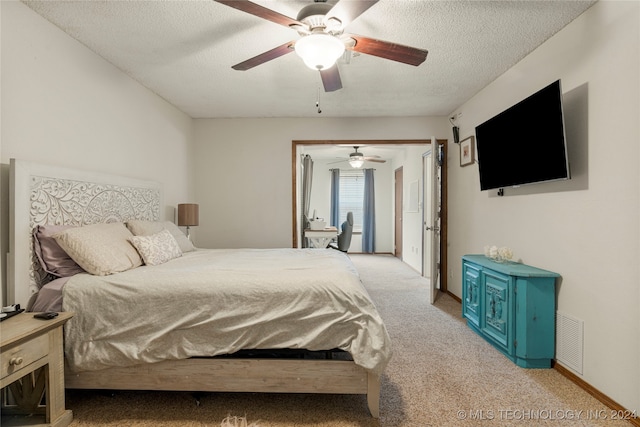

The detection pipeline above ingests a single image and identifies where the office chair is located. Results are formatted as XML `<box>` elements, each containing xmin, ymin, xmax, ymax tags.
<box><xmin>328</xmin><ymin>212</ymin><xmax>353</xmax><ymax>252</ymax></box>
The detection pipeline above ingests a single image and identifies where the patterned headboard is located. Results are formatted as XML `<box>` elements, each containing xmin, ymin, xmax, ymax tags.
<box><xmin>8</xmin><ymin>159</ymin><xmax>162</xmax><ymax>307</ymax></box>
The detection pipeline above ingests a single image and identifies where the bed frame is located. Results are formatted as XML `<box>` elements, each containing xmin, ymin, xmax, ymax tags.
<box><xmin>8</xmin><ymin>158</ymin><xmax>380</xmax><ymax>418</ymax></box>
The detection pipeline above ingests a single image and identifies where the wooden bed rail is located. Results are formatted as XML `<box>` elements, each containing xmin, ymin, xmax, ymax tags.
<box><xmin>65</xmin><ymin>358</ymin><xmax>381</xmax><ymax>418</ymax></box>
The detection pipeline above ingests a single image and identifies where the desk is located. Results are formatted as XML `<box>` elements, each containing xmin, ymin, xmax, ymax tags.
<box><xmin>304</xmin><ymin>227</ymin><xmax>338</xmax><ymax>248</ymax></box>
<box><xmin>1</xmin><ymin>312</ymin><xmax>74</xmax><ymax>427</ymax></box>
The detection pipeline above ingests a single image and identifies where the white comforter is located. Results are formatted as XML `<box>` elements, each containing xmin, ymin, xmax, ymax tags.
<box><xmin>62</xmin><ymin>248</ymin><xmax>391</xmax><ymax>375</ymax></box>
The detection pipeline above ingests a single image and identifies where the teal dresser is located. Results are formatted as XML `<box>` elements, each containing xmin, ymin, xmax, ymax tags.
<box><xmin>462</xmin><ymin>255</ymin><xmax>559</xmax><ymax>368</ymax></box>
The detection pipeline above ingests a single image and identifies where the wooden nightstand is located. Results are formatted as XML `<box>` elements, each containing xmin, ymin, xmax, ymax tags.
<box><xmin>1</xmin><ymin>312</ymin><xmax>74</xmax><ymax>427</ymax></box>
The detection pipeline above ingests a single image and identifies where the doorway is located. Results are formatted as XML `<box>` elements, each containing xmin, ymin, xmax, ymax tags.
<box><xmin>291</xmin><ymin>139</ymin><xmax>447</xmax><ymax>292</ymax></box>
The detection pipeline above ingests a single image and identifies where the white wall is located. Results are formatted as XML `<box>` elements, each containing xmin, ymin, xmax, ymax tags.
<box><xmin>0</xmin><ymin>2</ymin><xmax>195</xmax><ymax>302</ymax></box>
<box><xmin>193</xmin><ymin>117</ymin><xmax>448</xmax><ymax>253</ymax></box>
<box><xmin>447</xmin><ymin>1</ymin><xmax>639</xmax><ymax>413</ymax></box>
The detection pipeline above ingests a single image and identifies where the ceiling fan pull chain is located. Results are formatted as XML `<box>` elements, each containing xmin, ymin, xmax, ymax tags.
<box><xmin>316</xmin><ymin>87</ymin><xmax>322</xmax><ymax>114</ymax></box>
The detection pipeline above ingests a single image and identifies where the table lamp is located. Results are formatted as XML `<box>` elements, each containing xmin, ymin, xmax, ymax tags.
<box><xmin>178</xmin><ymin>203</ymin><xmax>199</xmax><ymax>240</ymax></box>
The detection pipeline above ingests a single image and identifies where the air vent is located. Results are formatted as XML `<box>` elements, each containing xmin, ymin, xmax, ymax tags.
<box><xmin>556</xmin><ymin>311</ymin><xmax>584</xmax><ymax>374</ymax></box>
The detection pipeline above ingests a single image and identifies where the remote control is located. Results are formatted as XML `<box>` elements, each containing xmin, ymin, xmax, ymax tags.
<box><xmin>34</xmin><ymin>312</ymin><xmax>58</xmax><ymax>320</ymax></box>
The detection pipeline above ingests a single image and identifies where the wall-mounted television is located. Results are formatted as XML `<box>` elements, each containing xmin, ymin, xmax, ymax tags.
<box><xmin>475</xmin><ymin>80</ymin><xmax>570</xmax><ymax>191</ymax></box>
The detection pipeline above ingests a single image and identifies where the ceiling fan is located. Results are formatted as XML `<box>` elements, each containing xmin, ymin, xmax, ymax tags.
<box><xmin>214</xmin><ymin>0</ymin><xmax>428</xmax><ymax>92</ymax></box>
<box><xmin>331</xmin><ymin>146</ymin><xmax>387</xmax><ymax>168</ymax></box>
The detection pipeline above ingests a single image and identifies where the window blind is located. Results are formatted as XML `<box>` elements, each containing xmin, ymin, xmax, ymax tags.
<box><xmin>339</xmin><ymin>169</ymin><xmax>364</xmax><ymax>231</ymax></box>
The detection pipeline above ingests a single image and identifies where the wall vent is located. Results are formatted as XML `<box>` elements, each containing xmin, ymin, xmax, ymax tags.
<box><xmin>556</xmin><ymin>311</ymin><xmax>584</xmax><ymax>374</ymax></box>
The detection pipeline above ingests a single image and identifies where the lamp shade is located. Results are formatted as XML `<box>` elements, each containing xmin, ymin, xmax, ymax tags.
<box><xmin>178</xmin><ymin>204</ymin><xmax>199</xmax><ymax>227</ymax></box>
<box><xmin>295</xmin><ymin>33</ymin><xmax>345</xmax><ymax>71</ymax></box>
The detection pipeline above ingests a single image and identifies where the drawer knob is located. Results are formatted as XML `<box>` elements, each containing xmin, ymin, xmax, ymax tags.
<box><xmin>9</xmin><ymin>356</ymin><xmax>24</xmax><ymax>366</ymax></box>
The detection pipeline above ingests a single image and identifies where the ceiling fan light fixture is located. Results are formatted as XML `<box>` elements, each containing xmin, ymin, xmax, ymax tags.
<box><xmin>295</xmin><ymin>33</ymin><xmax>345</xmax><ymax>71</ymax></box>
<box><xmin>348</xmin><ymin>153</ymin><xmax>365</xmax><ymax>168</ymax></box>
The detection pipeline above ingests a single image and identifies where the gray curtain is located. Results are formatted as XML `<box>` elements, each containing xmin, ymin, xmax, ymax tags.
<box><xmin>330</xmin><ymin>168</ymin><xmax>340</xmax><ymax>227</ymax></box>
<box><xmin>362</xmin><ymin>168</ymin><xmax>376</xmax><ymax>253</ymax></box>
<box><xmin>301</xmin><ymin>155</ymin><xmax>313</xmax><ymax>248</ymax></box>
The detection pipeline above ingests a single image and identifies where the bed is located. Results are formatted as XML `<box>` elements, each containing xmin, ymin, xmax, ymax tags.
<box><xmin>7</xmin><ymin>159</ymin><xmax>391</xmax><ymax>418</ymax></box>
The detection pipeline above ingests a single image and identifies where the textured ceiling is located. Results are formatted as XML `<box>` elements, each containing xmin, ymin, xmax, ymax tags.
<box><xmin>23</xmin><ymin>0</ymin><xmax>595</xmax><ymax>119</ymax></box>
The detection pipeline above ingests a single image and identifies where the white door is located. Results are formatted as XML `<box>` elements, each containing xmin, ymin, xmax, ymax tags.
<box><xmin>423</xmin><ymin>137</ymin><xmax>441</xmax><ymax>304</ymax></box>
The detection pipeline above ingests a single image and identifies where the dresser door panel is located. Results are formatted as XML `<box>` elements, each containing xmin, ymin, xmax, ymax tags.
<box><xmin>481</xmin><ymin>270</ymin><xmax>512</xmax><ymax>352</ymax></box>
<box><xmin>462</xmin><ymin>263</ymin><xmax>481</xmax><ymax>328</ymax></box>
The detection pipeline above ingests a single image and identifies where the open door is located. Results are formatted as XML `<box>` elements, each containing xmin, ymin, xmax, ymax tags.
<box><xmin>394</xmin><ymin>167</ymin><xmax>403</xmax><ymax>259</ymax></box>
<box><xmin>423</xmin><ymin>137</ymin><xmax>441</xmax><ymax>304</ymax></box>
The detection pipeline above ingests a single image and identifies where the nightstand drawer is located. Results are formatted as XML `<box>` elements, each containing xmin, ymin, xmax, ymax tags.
<box><xmin>1</xmin><ymin>333</ymin><xmax>48</xmax><ymax>379</ymax></box>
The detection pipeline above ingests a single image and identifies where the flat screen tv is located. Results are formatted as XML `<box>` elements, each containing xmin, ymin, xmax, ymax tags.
<box><xmin>475</xmin><ymin>80</ymin><xmax>570</xmax><ymax>191</ymax></box>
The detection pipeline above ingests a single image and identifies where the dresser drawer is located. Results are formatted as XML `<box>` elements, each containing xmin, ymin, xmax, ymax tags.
<box><xmin>1</xmin><ymin>333</ymin><xmax>48</xmax><ymax>379</ymax></box>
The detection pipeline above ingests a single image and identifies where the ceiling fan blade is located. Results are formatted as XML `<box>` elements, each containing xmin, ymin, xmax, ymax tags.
<box><xmin>346</xmin><ymin>34</ymin><xmax>428</xmax><ymax>66</ymax></box>
<box><xmin>365</xmin><ymin>158</ymin><xmax>386</xmax><ymax>163</ymax></box>
<box><xmin>325</xmin><ymin>0</ymin><xmax>379</xmax><ymax>29</ymax></box>
<box><xmin>231</xmin><ymin>41</ymin><xmax>295</xmax><ymax>71</ymax></box>
<box><xmin>214</xmin><ymin>0</ymin><xmax>304</xmax><ymax>28</ymax></box>
<box><xmin>320</xmin><ymin>66</ymin><xmax>343</xmax><ymax>92</ymax></box>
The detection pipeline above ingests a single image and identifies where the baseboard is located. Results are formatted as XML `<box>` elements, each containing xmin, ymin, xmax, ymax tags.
<box><xmin>553</xmin><ymin>362</ymin><xmax>639</xmax><ymax>427</ymax></box>
<box><xmin>446</xmin><ymin>290</ymin><xmax>461</xmax><ymax>303</ymax></box>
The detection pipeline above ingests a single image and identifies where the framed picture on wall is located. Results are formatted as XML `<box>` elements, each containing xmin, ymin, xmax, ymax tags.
<box><xmin>460</xmin><ymin>136</ymin><xmax>475</xmax><ymax>167</ymax></box>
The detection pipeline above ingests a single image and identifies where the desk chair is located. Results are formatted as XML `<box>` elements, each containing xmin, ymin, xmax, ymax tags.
<box><xmin>328</xmin><ymin>212</ymin><xmax>353</xmax><ymax>252</ymax></box>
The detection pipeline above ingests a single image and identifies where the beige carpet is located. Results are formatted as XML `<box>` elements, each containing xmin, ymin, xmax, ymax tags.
<box><xmin>63</xmin><ymin>254</ymin><xmax>631</xmax><ymax>426</ymax></box>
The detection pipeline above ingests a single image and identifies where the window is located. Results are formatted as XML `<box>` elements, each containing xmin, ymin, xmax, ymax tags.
<box><xmin>339</xmin><ymin>169</ymin><xmax>364</xmax><ymax>232</ymax></box>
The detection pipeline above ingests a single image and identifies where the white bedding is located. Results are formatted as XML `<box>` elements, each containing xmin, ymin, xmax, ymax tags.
<box><xmin>62</xmin><ymin>248</ymin><xmax>392</xmax><ymax>375</ymax></box>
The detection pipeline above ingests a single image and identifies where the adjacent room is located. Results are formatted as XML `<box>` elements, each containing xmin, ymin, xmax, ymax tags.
<box><xmin>1</xmin><ymin>0</ymin><xmax>638</xmax><ymax>426</ymax></box>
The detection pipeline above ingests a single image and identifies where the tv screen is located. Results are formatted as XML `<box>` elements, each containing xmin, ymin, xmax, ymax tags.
<box><xmin>475</xmin><ymin>80</ymin><xmax>570</xmax><ymax>191</ymax></box>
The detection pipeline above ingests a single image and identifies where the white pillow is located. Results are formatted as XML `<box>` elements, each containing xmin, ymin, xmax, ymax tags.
<box><xmin>126</xmin><ymin>220</ymin><xmax>195</xmax><ymax>253</ymax></box>
<box><xmin>53</xmin><ymin>223</ymin><xmax>143</xmax><ymax>276</ymax></box>
<box><xmin>130</xmin><ymin>229</ymin><xmax>182</xmax><ymax>266</ymax></box>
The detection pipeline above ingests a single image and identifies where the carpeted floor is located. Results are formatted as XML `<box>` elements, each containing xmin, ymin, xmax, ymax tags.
<box><xmin>61</xmin><ymin>254</ymin><xmax>631</xmax><ymax>426</ymax></box>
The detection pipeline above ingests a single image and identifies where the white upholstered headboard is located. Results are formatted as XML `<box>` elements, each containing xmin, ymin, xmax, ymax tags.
<box><xmin>8</xmin><ymin>159</ymin><xmax>162</xmax><ymax>307</ymax></box>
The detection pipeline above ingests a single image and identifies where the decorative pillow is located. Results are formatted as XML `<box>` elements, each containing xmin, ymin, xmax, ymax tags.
<box><xmin>126</xmin><ymin>220</ymin><xmax>195</xmax><ymax>253</ymax></box>
<box><xmin>53</xmin><ymin>222</ymin><xmax>143</xmax><ymax>276</ymax></box>
<box><xmin>33</xmin><ymin>225</ymin><xmax>86</xmax><ymax>278</ymax></box>
<box><xmin>130</xmin><ymin>229</ymin><xmax>183</xmax><ymax>266</ymax></box>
